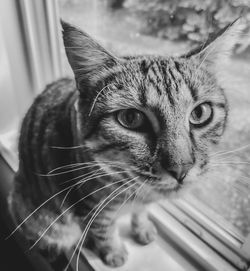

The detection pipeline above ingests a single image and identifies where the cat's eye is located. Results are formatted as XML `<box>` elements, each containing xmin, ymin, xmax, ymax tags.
<box><xmin>116</xmin><ymin>109</ymin><xmax>146</xmax><ymax>130</ymax></box>
<box><xmin>190</xmin><ymin>103</ymin><xmax>213</xmax><ymax>126</ymax></box>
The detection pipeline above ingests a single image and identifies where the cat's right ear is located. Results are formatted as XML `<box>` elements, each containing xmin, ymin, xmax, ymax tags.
<box><xmin>183</xmin><ymin>18</ymin><xmax>243</xmax><ymax>80</ymax></box>
<box><xmin>61</xmin><ymin>20</ymin><xmax>119</xmax><ymax>91</ymax></box>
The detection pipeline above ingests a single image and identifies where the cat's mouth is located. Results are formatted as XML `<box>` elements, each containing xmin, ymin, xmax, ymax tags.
<box><xmin>138</xmin><ymin>171</ymin><xmax>183</xmax><ymax>195</ymax></box>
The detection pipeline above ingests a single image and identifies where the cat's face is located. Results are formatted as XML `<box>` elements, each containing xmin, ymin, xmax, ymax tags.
<box><xmin>62</xmin><ymin>20</ymin><xmax>239</xmax><ymax>200</ymax></box>
<box><xmin>79</xmin><ymin>57</ymin><xmax>227</xmax><ymax>196</ymax></box>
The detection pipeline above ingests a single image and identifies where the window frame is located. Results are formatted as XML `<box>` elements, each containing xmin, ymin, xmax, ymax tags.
<box><xmin>0</xmin><ymin>0</ymin><xmax>63</xmax><ymax>123</ymax></box>
<box><xmin>155</xmin><ymin>200</ymin><xmax>250</xmax><ymax>270</ymax></box>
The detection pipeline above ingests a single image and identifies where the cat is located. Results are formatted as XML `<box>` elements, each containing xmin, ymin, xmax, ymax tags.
<box><xmin>9</xmin><ymin>19</ymin><xmax>241</xmax><ymax>268</ymax></box>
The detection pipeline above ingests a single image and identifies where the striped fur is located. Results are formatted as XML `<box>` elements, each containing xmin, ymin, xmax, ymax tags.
<box><xmin>9</xmin><ymin>20</ymin><xmax>241</xmax><ymax>267</ymax></box>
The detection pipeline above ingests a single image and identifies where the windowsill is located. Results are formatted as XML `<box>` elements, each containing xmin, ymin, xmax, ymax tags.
<box><xmin>80</xmin><ymin>213</ymin><xmax>190</xmax><ymax>271</ymax></box>
<box><xmin>1</xmin><ymin>130</ymin><xmax>249</xmax><ymax>271</ymax></box>
<box><xmin>0</xmin><ymin>129</ymin><xmax>18</xmax><ymax>171</ymax></box>
<box><xmin>73</xmin><ymin>203</ymin><xmax>244</xmax><ymax>271</ymax></box>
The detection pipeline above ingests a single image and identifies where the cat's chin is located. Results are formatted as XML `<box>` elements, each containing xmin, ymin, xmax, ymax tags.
<box><xmin>138</xmin><ymin>187</ymin><xmax>182</xmax><ymax>204</ymax></box>
<box><xmin>160</xmin><ymin>173</ymin><xmax>181</xmax><ymax>190</ymax></box>
<box><xmin>137</xmin><ymin>183</ymin><xmax>182</xmax><ymax>204</ymax></box>
<box><xmin>157</xmin><ymin>184</ymin><xmax>182</xmax><ymax>197</ymax></box>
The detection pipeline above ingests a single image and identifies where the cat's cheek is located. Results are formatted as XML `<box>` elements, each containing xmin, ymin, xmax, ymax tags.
<box><xmin>93</xmin><ymin>148</ymin><xmax>131</xmax><ymax>163</ymax></box>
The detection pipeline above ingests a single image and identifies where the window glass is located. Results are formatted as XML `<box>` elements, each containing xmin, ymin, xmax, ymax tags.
<box><xmin>59</xmin><ymin>0</ymin><xmax>250</xmax><ymax>240</ymax></box>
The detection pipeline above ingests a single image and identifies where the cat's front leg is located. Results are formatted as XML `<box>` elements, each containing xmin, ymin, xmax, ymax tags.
<box><xmin>89</xmin><ymin>217</ymin><xmax>127</xmax><ymax>267</ymax></box>
<box><xmin>131</xmin><ymin>207</ymin><xmax>157</xmax><ymax>245</ymax></box>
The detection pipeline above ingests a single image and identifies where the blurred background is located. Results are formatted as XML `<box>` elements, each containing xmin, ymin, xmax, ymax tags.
<box><xmin>0</xmin><ymin>0</ymin><xmax>250</xmax><ymax>251</ymax></box>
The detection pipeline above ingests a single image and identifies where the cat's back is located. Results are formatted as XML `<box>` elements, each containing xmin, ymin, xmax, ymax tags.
<box><xmin>18</xmin><ymin>77</ymin><xmax>78</xmax><ymax>179</ymax></box>
<box><xmin>29</xmin><ymin>77</ymin><xmax>77</xmax><ymax>117</ymax></box>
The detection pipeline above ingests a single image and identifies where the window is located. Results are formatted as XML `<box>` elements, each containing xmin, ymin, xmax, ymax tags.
<box><xmin>1</xmin><ymin>0</ymin><xmax>250</xmax><ymax>270</ymax></box>
<box><xmin>0</xmin><ymin>0</ymin><xmax>63</xmax><ymax>134</ymax></box>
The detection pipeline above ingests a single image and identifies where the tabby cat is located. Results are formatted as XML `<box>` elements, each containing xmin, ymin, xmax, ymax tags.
<box><xmin>9</xmin><ymin>19</ymin><xmax>240</xmax><ymax>267</ymax></box>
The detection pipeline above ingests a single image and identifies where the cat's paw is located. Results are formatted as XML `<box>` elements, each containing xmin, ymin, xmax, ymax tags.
<box><xmin>132</xmin><ymin>221</ymin><xmax>157</xmax><ymax>245</ymax></box>
<box><xmin>100</xmin><ymin>244</ymin><xmax>128</xmax><ymax>267</ymax></box>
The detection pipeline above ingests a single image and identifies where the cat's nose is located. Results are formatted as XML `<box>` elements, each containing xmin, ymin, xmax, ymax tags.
<box><xmin>167</xmin><ymin>163</ymin><xmax>193</xmax><ymax>183</ymax></box>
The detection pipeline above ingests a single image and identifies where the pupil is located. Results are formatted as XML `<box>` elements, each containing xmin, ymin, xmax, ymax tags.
<box><xmin>195</xmin><ymin>106</ymin><xmax>203</xmax><ymax>119</ymax></box>
<box><xmin>126</xmin><ymin>111</ymin><xmax>135</xmax><ymax>124</ymax></box>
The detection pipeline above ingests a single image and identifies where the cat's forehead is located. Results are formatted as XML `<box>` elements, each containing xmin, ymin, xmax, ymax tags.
<box><xmin>99</xmin><ymin>56</ymin><xmax>220</xmax><ymax>121</ymax></box>
<box><xmin>105</xmin><ymin>57</ymin><xmax>196</xmax><ymax>108</ymax></box>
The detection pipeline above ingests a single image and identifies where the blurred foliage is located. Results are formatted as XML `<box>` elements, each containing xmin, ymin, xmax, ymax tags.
<box><xmin>107</xmin><ymin>0</ymin><xmax>126</xmax><ymax>9</ymax></box>
<box><xmin>109</xmin><ymin>0</ymin><xmax>250</xmax><ymax>54</ymax></box>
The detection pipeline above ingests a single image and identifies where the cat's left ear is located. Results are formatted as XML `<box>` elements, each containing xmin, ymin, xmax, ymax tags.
<box><xmin>185</xmin><ymin>18</ymin><xmax>243</xmax><ymax>77</ymax></box>
<box><xmin>61</xmin><ymin>20</ymin><xmax>120</xmax><ymax>91</ymax></box>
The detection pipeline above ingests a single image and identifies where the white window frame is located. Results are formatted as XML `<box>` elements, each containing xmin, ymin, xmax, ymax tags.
<box><xmin>0</xmin><ymin>0</ymin><xmax>62</xmax><ymax>123</ymax></box>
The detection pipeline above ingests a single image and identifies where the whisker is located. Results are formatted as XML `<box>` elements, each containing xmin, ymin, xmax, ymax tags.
<box><xmin>48</xmin><ymin>164</ymin><xmax>104</xmax><ymax>177</ymax></box>
<box><xmin>75</xmin><ymin>169</ymin><xmax>129</xmax><ymax>188</ymax></box>
<box><xmin>28</xmin><ymin>177</ymin><xmax>132</xmax><ymax>250</ymax></box>
<box><xmin>61</xmin><ymin>162</ymin><xmax>132</xmax><ymax>185</ymax></box>
<box><xmin>60</xmin><ymin>167</ymin><xmax>116</xmax><ymax>205</ymax></box>
<box><xmin>61</xmin><ymin>168</ymin><xmax>104</xmax><ymax>185</ymax></box>
<box><xmin>210</xmin><ymin>161</ymin><xmax>250</xmax><ymax>166</ymax></box>
<box><xmin>75</xmin><ymin>181</ymin><xmax>137</xmax><ymax>271</ymax></box>
<box><xmin>75</xmin><ymin>170</ymin><xmax>105</xmax><ymax>189</ymax></box>
<box><xmin>210</xmin><ymin>155</ymin><xmax>236</xmax><ymax>162</ymax></box>
<box><xmin>62</xmin><ymin>166</ymin><xmax>135</xmax><ymax>188</ymax></box>
<box><xmin>39</xmin><ymin>164</ymin><xmax>100</xmax><ymax>177</ymax></box>
<box><xmin>210</xmin><ymin>143</ymin><xmax>250</xmax><ymax>158</ymax></box>
<box><xmin>51</xmin><ymin>165</ymin><xmax>99</xmax><ymax>176</ymax></box>
<box><xmin>140</xmin><ymin>178</ymin><xmax>153</xmax><ymax>202</ymax></box>
<box><xmin>48</xmin><ymin>160</ymin><xmax>127</xmax><ymax>175</ymax></box>
<box><xmin>65</xmin><ymin>178</ymin><xmax>138</xmax><ymax>271</ymax></box>
<box><xmin>131</xmin><ymin>178</ymin><xmax>148</xmax><ymax>208</ymax></box>
<box><xmin>48</xmin><ymin>163</ymin><xmax>88</xmax><ymax>173</ymax></box>
<box><xmin>111</xmin><ymin>179</ymin><xmax>143</xmax><ymax>224</ymax></box>
<box><xmin>60</xmin><ymin>187</ymin><xmax>74</xmax><ymax>208</ymax></box>
<box><xmin>49</xmin><ymin>145</ymin><xmax>88</xmax><ymax>150</ymax></box>
<box><xmin>7</xmin><ymin>168</ymin><xmax>132</xmax><ymax>240</ymax></box>
<box><xmin>40</xmin><ymin>161</ymin><xmax>127</xmax><ymax>177</ymax></box>
<box><xmin>60</xmin><ymin>163</ymin><xmax>138</xmax><ymax>186</ymax></box>
<box><xmin>103</xmin><ymin>182</ymin><xmax>142</xmax><ymax>241</ymax></box>
<box><xmin>88</xmin><ymin>83</ymin><xmax>114</xmax><ymax>116</ymax></box>
<box><xmin>6</xmin><ymin>182</ymin><xmax>82</xmax><ymax>239</ymax></box>
<box><xmin>64</xmin><ymin>169</ymin><xmax>131</xmax><ymax>189</ymax></box>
